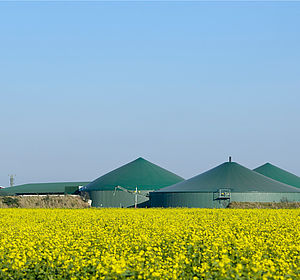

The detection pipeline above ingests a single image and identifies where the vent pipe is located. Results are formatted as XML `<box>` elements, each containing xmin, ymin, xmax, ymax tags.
<box><xmin>229</xmin><ymin>156</ymin><xmax>232</xmax><ymax>163</ymax></box>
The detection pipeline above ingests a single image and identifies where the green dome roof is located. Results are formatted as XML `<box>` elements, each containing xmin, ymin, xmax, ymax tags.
<box><xmin>155</xmin><ymin>162</ymin><xmax>300</xmax><ymax>193</ymax></box>
<box><xmin>254</xmin><ymin>163</ymin><xmax>300</xmax><ymax>188</ymax></box>
<box><xmin>83</xmin><ymin>157</ymin><xmax>184</xmax><ymax>191</ymax></box>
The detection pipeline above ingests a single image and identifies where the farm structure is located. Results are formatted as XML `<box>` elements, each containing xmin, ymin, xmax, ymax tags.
<box><xmin>81</xmin><ymin>157</ymin><xmax>184</xmax><ymax>208</ymax></box>
<box><xmin>0</xmin><ymin>182</ymin><xmax>90</xmax><ymax>196</ymax></box>
<box><xmin>150</xmin><ymin>159</ymin><xmax>300</xmax><ymax>208</ymax></box>
<box><xmin>253</xmin><ymin>163</ymin><xmax>300</xmax><ymax>188</ymax></box>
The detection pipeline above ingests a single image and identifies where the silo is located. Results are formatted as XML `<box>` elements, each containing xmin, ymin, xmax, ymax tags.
<box><xmin>254</xmin><ymin>163</ymin><xmax>300</xmax><ymax>188</ymax></box>
<box><xmin>150</xmin><ymin>160</ymin><xmax>300</xmax><ymax>208</ymax></box>
<box><xmin>81</xmin><ymin>157</ymin><xmax>184</xmax><ymax>208</ymax></box>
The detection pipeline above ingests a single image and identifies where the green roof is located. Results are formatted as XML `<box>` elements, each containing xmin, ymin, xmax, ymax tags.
<box><xmin>155</xmin><ymin>162</ymin><xmax>300</xmax><ymax>193</ymax></box>
<box><xmin>83</xmin><ymin>157</ymin><xmax>184</xmax><ymax>191</ymax></box>
<box><xmin>0</xmin><ymin>182</ymin><xmax>90</xmax><ymax>196</ymax></box>
<box><xmin>254</xmin><ymin>163</ymin><xmax>300</xmax><ymax>188</ymax></box>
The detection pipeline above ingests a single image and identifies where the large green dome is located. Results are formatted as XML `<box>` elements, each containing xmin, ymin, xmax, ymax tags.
<box><xmin>155</xmin><ymin>161</ymin><xmax>300</xmax><ymax>193</ymax></box>
<box><xmin>254</xmin><ymin>163</ymin><xmax>300</xmax><ymax>188</ymax></box>
<box><xmin>83</xmin><ymin>157</ymin><xmax>184</xmax><ymax>191</ymax></box>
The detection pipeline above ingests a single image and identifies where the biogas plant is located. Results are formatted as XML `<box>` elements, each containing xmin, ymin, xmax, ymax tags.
<box><xmin>1</xmin><ymin>157</ymin><xmax>300</xmax><ymax>208</ymax></box>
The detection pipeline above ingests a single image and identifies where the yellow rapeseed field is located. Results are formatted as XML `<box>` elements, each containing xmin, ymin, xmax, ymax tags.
<box><xmin>0</xmin><ymin>209</ymin><xmax>299</xmax><ymax>279</ymax></box>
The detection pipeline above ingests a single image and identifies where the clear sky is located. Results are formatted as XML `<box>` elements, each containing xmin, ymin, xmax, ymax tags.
<box><xmin>0</xmin><ymin>1</ymin><xmax>300</xmax><ymax>186</ymax></box>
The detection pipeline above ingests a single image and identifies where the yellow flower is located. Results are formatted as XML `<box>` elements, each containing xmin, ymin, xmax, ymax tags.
<box><xmin>0</xmin><ymin>208</ymin><xmax>298</xmax><ymax>279</ymax></box>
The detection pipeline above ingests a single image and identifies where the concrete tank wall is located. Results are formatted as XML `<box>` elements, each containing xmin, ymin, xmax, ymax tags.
<box><xmin>89</xmin><ymin>190</ymin><xmax>151</xmax><ymax>208</ymax></box>
<box><xmin>150</xmin><ymin>192</ymin><xmax>300</xmax><ymax>208</ymax></box>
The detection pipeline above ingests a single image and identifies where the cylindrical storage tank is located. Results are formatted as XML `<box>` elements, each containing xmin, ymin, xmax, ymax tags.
<box><xmin>150</xmin><ymin>161</ymin><xmax>300</xmax><ymax>208</ymax></box>
<box><xmin>81</xmin><ymin>157</ymin><xmax>184</xmax><ymax>208</ymax></box>
<box><xmin>88</xmin><ymin>189</ymin><xmax>151</xmax><ymax>208</ymax></box>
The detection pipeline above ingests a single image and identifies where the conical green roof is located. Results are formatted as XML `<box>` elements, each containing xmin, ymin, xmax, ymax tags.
<box><xmin>254</xmin><ymin>163</ymin><xmax>300</xmax><ymax>188</ymax></box>
<box><xmin>83</xmin><ymin>157</ymin><xmax>184</xmax><ymax>191</ymax></box>
<box><xmin>155</xmin><ymin>162</ymin><xmax>300</xmax><ymax>193</ymax></box>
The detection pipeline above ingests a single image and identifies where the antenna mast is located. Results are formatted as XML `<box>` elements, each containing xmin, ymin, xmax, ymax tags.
<box><xmin>9</xmin><ymin>174</ymin><xmax>16</xmax><ymax>187</ymax></box>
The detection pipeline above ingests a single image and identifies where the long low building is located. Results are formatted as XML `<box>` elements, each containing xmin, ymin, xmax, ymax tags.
<box><xmin>150</xmin><ymin>159</ymin><xmax>300</xmax><ymax>208</ymax></box>
<box><xmin>0</xmin><ymin>182</ymin><xmax>90</xmax><ymax>196</ymax></box>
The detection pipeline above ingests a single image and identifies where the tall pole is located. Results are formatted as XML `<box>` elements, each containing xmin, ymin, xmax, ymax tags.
<box><xmin>9</xmin><ymin>175</ymin><xmax>15</xmax><ymax>187</ymax></box>
<box><xmin>135</xmin><ymin>186</ymin><xmax>138</xmax><ymax>208</ymax></box>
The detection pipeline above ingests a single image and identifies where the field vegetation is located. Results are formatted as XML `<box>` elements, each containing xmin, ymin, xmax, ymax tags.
<box><xmin>0</xmin><ymin>195</ymin><xmax>89</xmax><ymax>208</ymax></box>
<box><xmin>228</xmin><ymin>201</ymin><xmax>300</xmax><ymax>209</ymax></box>
<box><xmin>0</xmin><ymin>209</ymin><xmax>299</xmax><ymax>279</ymax></box>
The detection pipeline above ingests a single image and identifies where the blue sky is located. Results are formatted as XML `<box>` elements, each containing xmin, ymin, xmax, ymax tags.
<box><xmin>0</xmin><ymin>2</ymin><xmax>300</xmax><ymax>186</ymax></box>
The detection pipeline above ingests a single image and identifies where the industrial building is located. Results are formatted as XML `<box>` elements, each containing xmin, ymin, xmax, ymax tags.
<box><xmin>150</xmin><ymin>159</ymin><xmax>300</xmax><ymax>208</ymax></box>
<box><xmin>253</xmin><ymin>163</ymin><xmax>300</xmax><ymax>188</ymax></box>
<box><xmin>0</xmin><ymin>182</ymin><xmax>90</xmax><ymax>196</ymax></box>
<box><xmin>81</xmin><ymin>157</ymin><xmax>184</xmax><ymax>207</ymax></box>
